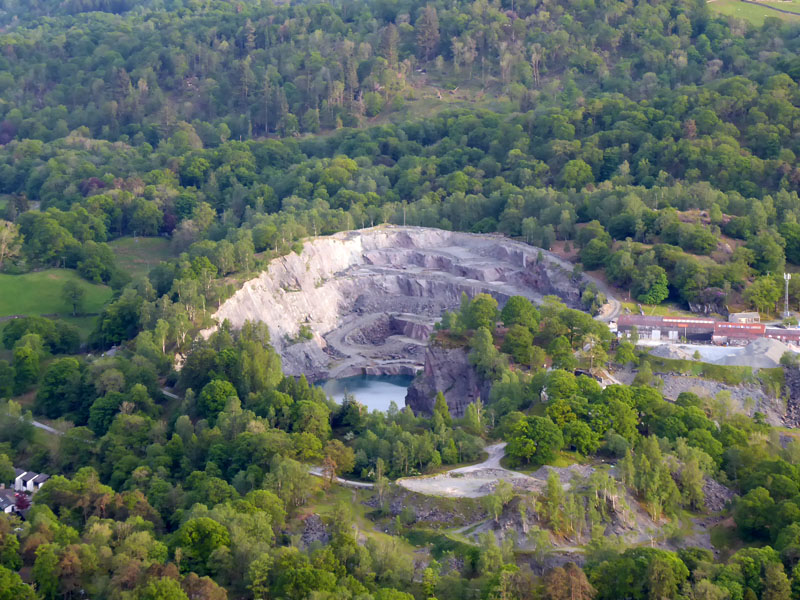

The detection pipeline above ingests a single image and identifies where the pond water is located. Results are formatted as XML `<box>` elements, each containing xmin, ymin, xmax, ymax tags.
<box><xmin>321</xmin><ymin>374</ymin><xmax>414</xmax><ymax>412</ymax></box>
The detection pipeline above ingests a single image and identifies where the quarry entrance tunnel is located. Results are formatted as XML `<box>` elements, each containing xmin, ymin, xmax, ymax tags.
<box><xmin>207</xmin><ymin>226</ymin><xmax>608</xmax><ymax>384</ymax></box>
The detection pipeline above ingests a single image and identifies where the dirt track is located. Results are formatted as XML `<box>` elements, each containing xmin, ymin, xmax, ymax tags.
<box><xmin>397</xmin><ymin>443</ymin><xmax>539</xmax><ymax>498</ymax></box>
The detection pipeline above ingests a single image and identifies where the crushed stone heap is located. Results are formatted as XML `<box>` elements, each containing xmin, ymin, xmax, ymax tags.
<box><xmin>716</xmin><ymin>337</ymin><xmax>790</xmax><ymax>369</ymax></box>
<box><xmin>205</xmin><ymin>226</ymin><xmax>585</xmax><ymax>380</ymax></box>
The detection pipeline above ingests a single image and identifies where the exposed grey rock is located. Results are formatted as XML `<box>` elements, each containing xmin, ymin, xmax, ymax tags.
<box><xmin>390</xmin><ymin>314</ymin><xmax>435</xmax><ymax>341</ymax></box>
<box><xmin>702</xmin><ymin>478</ymin><xmax>736</xmax><ymax>512</ymax></box>
<box><xmin>405</xmin><ymin>345</ymin><xmax>491</xmax><ymax>417</ymax></box>
<box><xmin>783</xmin><ymin>366</ymin><xmax>800</xmax><ymax>427</ymax></box>
<box><xmin>204</xmin><ymin>226</ymin><xmax>587</xmax><ymax>385</ymax></box>
<box><xmin>300</xmin><ymin>514</ymin><xmax>329</xmax><ymax>548</ymax></box>
<box><xmin>616</xmin><ymin>368</ymin><xmax>784</xmax><ymax>426</ymax></box>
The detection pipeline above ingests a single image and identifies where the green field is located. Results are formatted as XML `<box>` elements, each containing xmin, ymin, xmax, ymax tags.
<box><xmin>0</xmin><ymin>269</ymin><xmax>113</xmax><ymax>318</ymax></box>
<box><xmin>709</xmin><ymin>0</ymin><xmax>800</xmax><ymax>24</ymax></box>
<box><xmin>761</xmin><ymin>0</ymin><xmax>800</xmax><ymax>12</ymax></box>
<box><xmin>109</xmin><ymin>236</ymin><xmax>173</xmax><ymax>279</ymax></box>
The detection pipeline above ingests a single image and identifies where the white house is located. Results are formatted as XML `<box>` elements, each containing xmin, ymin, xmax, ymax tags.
<box><xmin>13</xmin><ymin>468</ymin><xmax>26</xmax><ymax>492</ymax></box>
<box><xmin>30</xmin><ymin>474</ymin><xmax>49</xmax><ymax>492</ymax></box>
<box><xmin>19</xmin><ymin>472</ymin><xmax>37</xmax><ymax>492</ymax></box>
<box><xmin>15</xmin><ymin>470</ymin><xmax>49</xmax><ymax>493</ymax></box>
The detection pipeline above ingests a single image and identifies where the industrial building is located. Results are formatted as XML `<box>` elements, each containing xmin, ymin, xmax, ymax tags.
<box><xmin>765</xmin><ymin>328</ymin><xmax>800</xmax><ymax>344</ymax></box>
<box><xmin>616</xmin><ymin>315</ymin><xmax>716</xmax><ymax>342</ymax></box>
<box><xmin>712</xmin><ymin>322</ymin><xmax>765</xmax><ymax>345</ymax></box>
<box><xmin>617</xmin><ymin>314</ymin><xmax>800</xmax><ymax>346</ymax></box>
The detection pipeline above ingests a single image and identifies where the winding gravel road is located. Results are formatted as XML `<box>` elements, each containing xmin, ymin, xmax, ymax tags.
<box><xmin>539</xmin><ymin>249</ymin><xmax>620</xmax><ymax>323</ymax></box>
<box><xmin>395</xmin><ymin>442</ymin><xmax>540</xmax><ymax>498</ymax></box>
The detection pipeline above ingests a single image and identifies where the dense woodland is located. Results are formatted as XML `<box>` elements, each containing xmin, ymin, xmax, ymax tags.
<box><xmin>2</xmin><ymin>0</ymin><xmax>800</xmax><ymax>598</ymax></box>
<box><xmin>3</xmin><ymin>0</ymin><xmax>800</xmax><ymax>310</ymax></box>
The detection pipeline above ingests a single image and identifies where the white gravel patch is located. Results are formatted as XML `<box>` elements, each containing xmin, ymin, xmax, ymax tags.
<box><xmin>643</xmin><ymin>342</ymin><xmax>743</xmax><ymax>363</ymax></box>
<box><xmin>397</xmin><ymin>443</ymin><xmax>532</xmax><ymax>498</ymax></box>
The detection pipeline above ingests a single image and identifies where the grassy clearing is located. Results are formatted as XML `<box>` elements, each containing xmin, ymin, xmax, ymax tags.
<box><xmin>109</xmin><ymin>236</ymin><xmax>173</xmax><ymax>279</ymax></box>
<box><xmin>302</xmin><ymin>485</ymin><xmax>421</xmax><ymax>560</ymax></box>
<box><xmin>527</xmin><ymin>402</ymin><xmax>549</xmax><ymax>418</ymax></box>
<box><xmin>621</xmin><ymin>301</ymin><xmax>699</xmax><ymax>318</ymax></box>
<box><xmin>404</xmin><ymin>528</ymin><xmax>478</xmax><ymax>558</ymax></box>
<box><xmin>759</xmin><ymin>367</ymin><xmax>785</xmax><ymax>397</ymax></box>
<box><xmin>501</xmin><ymin>450</ymin><xmax>588</xmax><ymax>471</ymax></box>
<box><xmin>0</xmin><ymin>270</ymin><xmax>113</xmax><ymax>342</ymax></box>
<box><xmin>761</xmin><ymin>0</ymin><xmax>800</xmax><ymax>10</ymax></box>
<box><xmin>709</xmin><ymin>0</ymin><xmax>800</xmax><ymax>24</ymax></box>
<box><xmin>645</xmin><ymin>354</ymin><xmax>756</xmax><ymax>386</ymax></box>
<box><xmin>0</xmin><ymin>269</ymin><xmax>113</xmax><ymax>318</ymax></box>
<box><xmin>60</xmin><ymin>315</ymin><xmax>102</xmax><ymax>339</ymax></box>
<box><xmin>711</xmin><ymin>519</ymin><xmax>745</xmax><ymax>560</ymax></box>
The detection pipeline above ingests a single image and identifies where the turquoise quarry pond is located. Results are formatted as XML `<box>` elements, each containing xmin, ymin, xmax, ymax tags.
<box><xmin>321</xmin><ymin>374</ymin><xmax>414</xmax><ymax>412</ymax></box>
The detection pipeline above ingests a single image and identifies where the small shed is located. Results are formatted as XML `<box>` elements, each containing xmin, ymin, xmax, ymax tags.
<box><xmin>728</xmin><ymin>312</ymin><xmax>760</xmax><ymax>324</ymax></box>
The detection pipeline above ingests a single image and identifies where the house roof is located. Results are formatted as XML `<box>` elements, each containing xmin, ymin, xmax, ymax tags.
<box><xmin>618</xmin><ymin>314</ymin><xmax>717</xmax><ymax>328</ymax></box>
<box><xmin>617</xmin><ymin>315</ymin><xmax>664</xmax><ymax>327</ymax></box>
<box><xmin>0</xmin><ymin>490</ymin><xmax>15</xmax><ymax>509</ymax></box>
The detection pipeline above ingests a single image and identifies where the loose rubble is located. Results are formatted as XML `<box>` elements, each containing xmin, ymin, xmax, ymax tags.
<box><xmin>702</xmin><ymin>478</ymin><xmax>737</xmax><ymax>512</ymax></box>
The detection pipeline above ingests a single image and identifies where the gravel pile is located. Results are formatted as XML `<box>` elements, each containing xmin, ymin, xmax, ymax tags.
<box><xmin>648</xmin><ymin>337</ymin><xmax>790</xmax><ymax>369</ymax></box>
<box><xmin>649</xmin><ymin>345</ymin><xmax>697</xmax><ymax>361</ymax></box>
<box><xmin>716</xmin><ymin>337</ymin><xmax>789</xmax><ymax>368</ymax></box>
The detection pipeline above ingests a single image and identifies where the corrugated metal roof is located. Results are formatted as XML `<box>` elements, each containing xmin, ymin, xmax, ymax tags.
<box><xmin>766</xmin><ymin>328</ymin><xmax>800</xmax><ymax>339</ymax></box>
<box><xmin>662</xmin><ymin>317</ymin><xmax>716</xmax><ymax>325</ymax></box>
<box><xmin>715</xmin><ymin>322</ymin><xmax>765</xmax><ymax>333</ymax></box>
<box><xmin>618</xmin><ymin>314</ymin><xmax>718</xmax><ymax>327</ymax></box>
<box><xmin>618</xmin><ymin>315</ymin><xmax>664</xmax><ymax>327</ymax></box>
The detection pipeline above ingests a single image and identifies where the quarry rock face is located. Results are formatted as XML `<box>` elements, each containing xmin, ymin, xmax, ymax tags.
<box><xmin>206</xmin><ymin>226</ymin><xmax>585</xmax><ymax>398</ymax></box>
<box><xmin>405</xmin><ymin>345</ymin><xmax>491</xmax><ymax>418</ymax></box>
<box><xmin>389</xmin><ymin>314</ymin><xmax>435</xmax><ymax>341</ymax></box>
